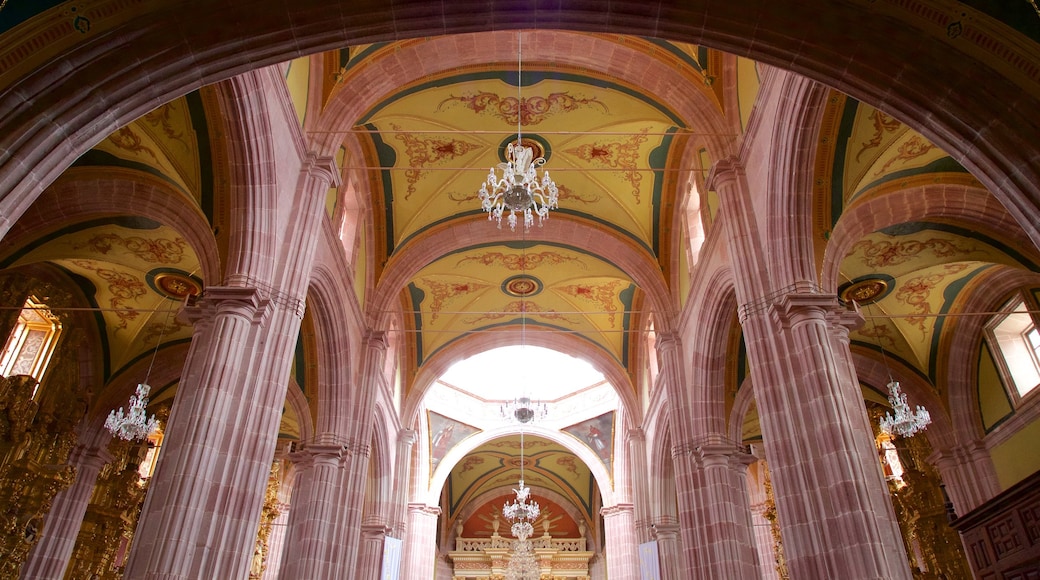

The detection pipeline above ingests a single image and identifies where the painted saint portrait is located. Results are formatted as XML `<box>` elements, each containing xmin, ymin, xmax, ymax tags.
<box><xmin>428</xmin><ymin>411</ymin><xmax>479</xmax><ymax>473</ymax></box>
<box><xmin>563</xmin><ymin>411</ymin><xmax>614</xmax><ymax>472</ymax></box>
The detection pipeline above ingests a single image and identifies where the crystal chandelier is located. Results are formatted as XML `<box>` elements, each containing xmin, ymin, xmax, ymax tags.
<box><xmin>105</xmin><ymin>383</ymin><xmax>160</xmax><ymax>441</ymax></box>
<box><xmin>106</xmin><ymin>304</ymin><xmax>168</xmax><ymax>441</ymax></box>
<box><xmin>505</xmin><ymin>537</ymin><xmax>540</xmax><ymax>580</ymax></box>
<box><xmin>879</xmin><ymin>381</ymin><xmax>931</xmax><ymax>438</ymax></box>
<box><xmin>501</xmin><ymin>396</ymin><xmax>547</xmax><ymax>424</ymax></box>
<box><xmin>478</xmin><ymin>31</ymin><xmax>559</xmax><ymax>231</ymax></box>
<box><xmin>861</xmin><ymin>300</ymin><xmax>931</xmax><ymax>439</ymax></box>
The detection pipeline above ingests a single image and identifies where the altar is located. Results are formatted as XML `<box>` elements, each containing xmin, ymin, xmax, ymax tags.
<box><xmin>447</xmin><ymin>532</ymin><xmax>593</xmax><ymax>580</ymax></box>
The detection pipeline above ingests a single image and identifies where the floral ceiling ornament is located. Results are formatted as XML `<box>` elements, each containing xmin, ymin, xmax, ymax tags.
<box><xmin>478</xmin><ymin>31</ymin><xmax>559</xmax><ymax>231</ymax></box>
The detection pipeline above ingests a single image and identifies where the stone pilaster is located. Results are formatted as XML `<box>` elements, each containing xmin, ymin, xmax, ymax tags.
<box><xmin>123</xmin><ymin>286</ymin><xmax>291</xmax><ymax>580</ymax></box>
<box><xmin>20</xmin><ymin>445</ymin><xmax>111</xmax><ymax>579</ymax></box>
<box><xmin>626</xmin><ymin>429</ymin><xmax>652</xmax><ymax>544</ymax></box>
<box><xmin>261</xmin><ymin>502</ymin><xmax>289</xmax><ymax>580</ymax></box>
<box><xmin>742</xmin><ymin>292</ymin><xmax>910</xmax><ymax>579</ymax></box>
<box><xmin>278</xmin><ymin>445</ymin><xmax>348</xmax><ymax>579</ymax></box>
<box><xmin>601</xmin><ymin>503</ymin><xmax>638</xmax><ymax>580</ymax></box>
<box><xmin>401</xmin><ymin>503</ymin><xmax>440</xmax><ymax>579</ymax></box>
<box><xmin>389</xmin><ymin>429</ymin><xmax>417</xmax><ymax>536</ymax></box>
<box><xmin>711</xmin><ymin>156</ymin><xmax>910</xmax><ymax>580</ymax></box>
<box><xmin>650</xmin><ymin>522</ymin><xmax>682</xmax><ymax>580</ymax></box>
<box><xmin>929</xmin><ymin>441</ymin><xmax>1000</xmax><ymax>515</ymax></box>
<box><xmin>357</xmin><ymin>524</ymin><xmax>391</xmax><ymax>580</ymax></box>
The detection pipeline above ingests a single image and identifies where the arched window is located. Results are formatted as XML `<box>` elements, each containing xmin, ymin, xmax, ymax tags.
<box><xmin>0</xmin><ymin>297</ymin><xmax>62</xmax><ymax>396</ymax></box>
<box><xmin>985</xmin><ymin>296</ymin><xmax>1040</xmax><ymax>402</ymax></box>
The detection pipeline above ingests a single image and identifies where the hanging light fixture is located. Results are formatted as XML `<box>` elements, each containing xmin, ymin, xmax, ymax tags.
<box><xmin>501</xmin><ymin>396</ymin><xmax>547</xmax><ymax>425</ymax></box>
<box><xmin>478</xmin><ymin>30</ymin><xmax>559</xmax><ymax>231</ymax></box>
<box><xmin>502</xmin><ymin>429</ymin><xmax>541</xmax><ymax>580</ymax></box>
<box><xmin>105</xmin><ymin>305</ymin><xmax>168</xmax><ymax>441</ymax></box>
<box><xmin>862</xmin><ymin>301</ymin><xmax>931</xmax><ymax>438</ymax></box>
<box><xmin>880</xmin><ymin>381</ymin><xmax>931</xmax><ymax>438</ymax></box>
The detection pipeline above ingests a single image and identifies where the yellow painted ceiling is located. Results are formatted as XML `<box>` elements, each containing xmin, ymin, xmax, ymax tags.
<box><xmin>446</xmin><ymin>434</ymin><xmax>598</xmax><ymax>529</ymax></box>
<box><xmin>408</xmin><ymin>243</ymin><xmax>634</xmax><ymax>365</ymax></box>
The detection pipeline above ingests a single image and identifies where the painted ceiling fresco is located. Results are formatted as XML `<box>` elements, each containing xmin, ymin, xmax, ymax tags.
<box><xmin>445</xmin><ymin>434</ymin><xmax>599</xmax><ymax>537</ymax></box>
<box><xmin>9</xmin><ymin>28</ymin><xmax>1040</xmax><ymax>540</ymax></box>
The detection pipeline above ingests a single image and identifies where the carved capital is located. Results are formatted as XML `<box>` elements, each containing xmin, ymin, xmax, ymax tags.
<box><xmin>182</xmin><ymin>286</ymin><xmax>270</xmax><ymax>325</ymax></box>
<box><xmin>600</xmin><ymin>503</ymin><xmax>634</xmax><ymax>518</ymax></box>
<box><xmin>408</xmin><ymin>503</ymin><xmax>441</xmax><ymax>518</ymax></box>
<box><xmin>302</xmin><ymin>152</ymin><xmax>341</xmax><ymax>188</ymax></box>
<box><xmin>705</xmin><ymin>156</ymin><xmax>745</xmax><ymax>191</ymax></box>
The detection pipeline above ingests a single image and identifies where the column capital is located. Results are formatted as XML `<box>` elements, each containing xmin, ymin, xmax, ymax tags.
<box><xmin>69</xmin><ymin>443</ymin><xmax>114</xmax><ymax>470</ymax></box>
<box><xmin>288</xmin><ymin>444</ymin><xmax>347</xmax><ymax>468</ymax></box>
<box><xmin>600</xmin><ymin>503</ymin><xmax>634</xmax><ymax>518</ymax></box>
<box><xmin>705</xmin><ymin>156</ymin><xmax>745</xmax><ymax>190</ymax></box>
<box><xmin>398</xmin><ymin>429</ymin><xmax>417</xmax><ymax>446</ymax></box>
<box><xmin>364</xmin><ymin>329</ymin><xmax>389</xmax><ymax>352</ymax></box>
<box><xmin>182</xmin><ymin>285</ymin><xmax>271</xmax><ymax>324</ymax></box>
<box><xmin>626</xmin><ymin>428</ymin><xmax>645</xmax><ymax>443</ymax></box>
<box><xmin>301</xmin><ymin>152</ymin><xmax>341</xmax><ymax>188</ymax></box>
<box><xmin>407</xmin><ymin>503</ymin><xmax>441</xmax><ymax>518</ymax></box>
<box><xmin>698</xmin><ymin>443</ymin><xmax>756</xmax><ymax>469</ymax></box>
<box><xmin>767</xmin><ymin>290</ymin><xmax>842</xmax><ymax>331</ymax></box>
<box><xmin>650</xmin><ymin>522</ymin><xmax>680</xmax><ymax>541</ymax></box>
<box><xmin>361</xmin><ymin>523</ymin><xmax>392</xmax><ymax>539</ymax></box>
<box><xmin>654</xmin><ymin>331</ymin><xmax>680</xmax><ymax>353</ymax></box>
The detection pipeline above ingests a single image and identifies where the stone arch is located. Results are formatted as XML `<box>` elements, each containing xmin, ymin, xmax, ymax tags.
<box><xmin>370</xmin><ymin>216</ymin><xmax>672</xmax><ymax>332</ymax></box>
<box><xmin>820</xmin><ymin>182</ymin><xmax>1037</xmax><ymax>292</ymax></box>
<box><xmin>2</xmin><ymin>3</ymin><xmax>1038</xmax><ymax>277</ymax></box>
<box><xmin>941</xmin><ymin>267</ymin><xmax>1040</xmax><ymax>442</ymax></box>
<box><xmin>643</xmin><ymin>402</ymin><xmax>679</xmax><ymax>525</ymax></box>
<box><xmin>212</xmin><ymin>69</ymin><xmax>291</xmax><ymax>286</ymax></box>
<box><xmin>364</xmin><ymin>401</ymin><xmax>395</xmax><ymax>522</ymax></box>
<box><xmin>400</xmin><ymin>327</ymin><xmax>640</xmax><ymax>432</ymax></box>
<box><xmin>311</xmin><ymin>30</ymin><xmax>733</xmax><ymax>157</ymax></box>
<box><xmin>762</xmin><ymin>69</ymin><xmax>832</xmax><ymax>287</ymax></box>
<box><xmin>2</xmin><ymin>176</ymin><xmax>220</xmax><ymax>285</ymax></box>
<box><xmin>421</xmin><ymin>424</ymin><xmax>616</xmax><ymax>508</ymax></box>
<box><xmin>305</xmin><ymin>264</ymin><xmax>358</xmax><ymax>437</ymax></box>
<box><xmin>683</xmin><ymin>264</ymin><xmax>739</xmax><ymax>441</ymax></box>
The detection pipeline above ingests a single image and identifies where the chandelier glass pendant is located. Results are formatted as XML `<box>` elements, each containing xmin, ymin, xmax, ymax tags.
<box><xmin>504</xmin><ymin>537</ymin><xmax>540</xmax><ymax>580</ymax></box>
<box><xmin>879</xmin><ymin>380</ymin><xmax>931</xmax><ymax>438</ymax></box>
<box><xmin>863</xmin><ymin>301</ymin><xmax>931</xmax><ymax>438</ymax></box>
<box><xmin>501</xmin><ymin>396</ymin><xmax>548</xmax><ymax>425</ymax></box>
<box><xmin>105</xmin><ymin>304</ymin><xmax>167</xmax><ymax>441</ymax></box>
<box><xmin>478</xmin><ymin>31</ymin><xmax>559</xmax><ymax>231</ymax></box>
<box><xmin>105</xmin><ymin>383</ymin><xmax>160</xmax><ymax>441</ymax></box>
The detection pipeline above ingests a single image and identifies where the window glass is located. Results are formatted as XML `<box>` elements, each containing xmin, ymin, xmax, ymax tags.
<box><xmin>0</xmin><ymin>297</ymin><xmax>62</xmax><ymax>395</ymax></box>
<box><xmin>987</xmin><ymin>299</ymin><xmax>1040</xmax><ymax>399</ymax></box>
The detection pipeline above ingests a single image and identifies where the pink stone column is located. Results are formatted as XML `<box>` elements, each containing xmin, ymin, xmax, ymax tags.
<box><xmin>626</xmin><ymin>429</ymin><xmax>652</xmax><ymax>544</ymax></box>
<box><xmin>654</xmin><ymin>333</ymin><xmax>695</xmax><ymax>577</ymax></box>
<box><xmin>389</xmin><ymin>430</ymin><xmax>417</xmax><ymax>536</ymax></box>
<box><xmin>650</xmin><ymin>522</ymin><xmax>682</xmax><ymax>580</ymax></box>
<box><xmin>357</xmin><ymin>524</ymin><xmax>391</xmax><ymax>580</ymax></box>
<box><xmin>400</xmin><ymin>503</ymin><xmax>440</xmax><ymax>579</ymax></box>
<box><xmin>601</xmin><ymin>504</ymin><xmax>638</xmax><ymax>580</ymax></box>
<box><xmin>278</xmin><ymin>445</ymin><xmax>347</xmax><ymax>579</ymax></box>
<box><xmin>21</xmin><ymin>445</ymin><xmax>111</xmax><ymax>579</ymax></box>
<box><xmin>710</xmin><ymin>158</ymin><xmax>911</xmax><ymax>580</ymax></box>
<box><xmin>929</xmin><ymin>442</ymin><xmax>1000</xmax><ymax>515</ymax></box>
<box><xmin>690</xmin><ymin>444</ymin><xmax>760</xmax><ymax>579</ymax></box>
<box><xmin>743</xmin><ymin>294</ymin><xmax>911</xmax><ymax>579</ymax></box>
<box><xmin>124</xmin><ymin>287</ymin><xmax>289</xmax><ymax>580</ymax></box>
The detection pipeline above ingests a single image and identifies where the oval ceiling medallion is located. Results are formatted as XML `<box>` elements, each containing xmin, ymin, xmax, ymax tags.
<box><xmin>153</xmin><ymin>272</ymin><xmax>203</xmax><ymax>299</ymax></box>
<box><xmin>503</xmin><ymin>275</ymin><xmax>543</xmax><ymax>297</ymax></box>
<box><xmin>840</xmin><ymin>278</ymin><xmax>889</xmax><ymax>305</ymax></box>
